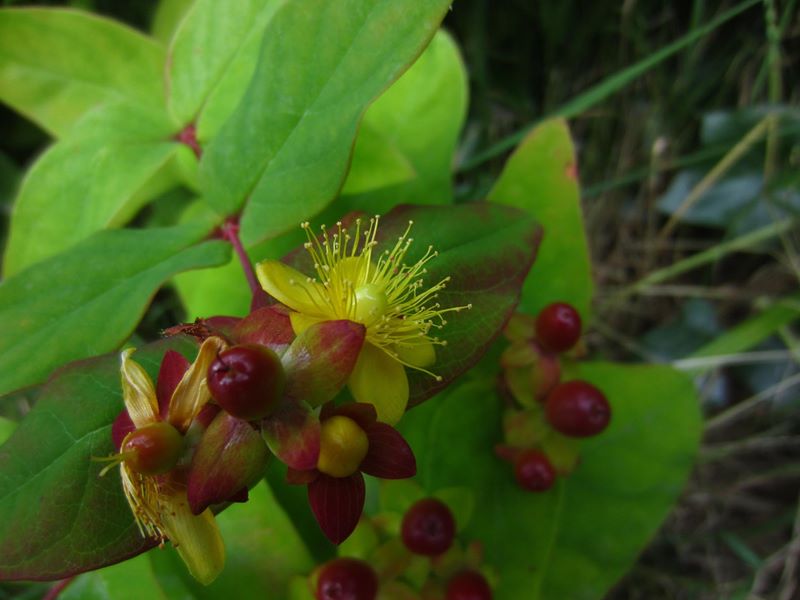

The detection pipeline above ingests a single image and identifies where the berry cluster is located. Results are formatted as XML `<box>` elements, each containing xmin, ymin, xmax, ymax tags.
<box><xmin>311</xmin><ymin>493</ymin><xmax>493</xmax><ymax>599</ymax></box>
<box><xmin>497</xmin><ymin>302</ymin><xmax>611</xmax><ymax>492</ymax></box>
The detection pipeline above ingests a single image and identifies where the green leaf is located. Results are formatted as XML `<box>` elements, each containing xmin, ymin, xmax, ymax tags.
<box><xmin>0</xmin><ymin>8</ymin><xmax>166</xmax><ymax>137</ymax></box>
<box><xmin>150</xmin><ymin>482</ymin><xmax>314</xmax><ymax>599</ymax></box>
<box><xmin>338</xmin><ymin>121</ymin><xmax>415</xmax><ymax>196</ymax></box>
<box><xmin>283</xmin><ymin>202</ymin><xmax>541</xmax><ymax>406</ymax></box>
<box><xmin>341</xmin><ymin>29</ymin><xmax>468</xmax><ymax>210</ymax></box>
<box><xmin>166</xmin><ymin>0</ymin><xmax>285</xmax><ymax>131</ymax></box>
<box><xmin>200</xmin><ymin>0</ymin><xmax>453</xmax><ymax>245</ymax></box>
<box><xmin>0</xmin><ymin>338</ymin><xmax>196</xmax><ymax>580</ymax></box>
<box><xmin>61</xmin><ymin>553</ymin><xmax>194</xmax><ymax>600</ymax></box>
<box><xmin>488</xmin><ymin>119</ymin><xmax>593</xmax><ymax>320</ymax></box>
<box><xmin>3</xmin><ymin>102</ymin><xmax>183</xmax><ymax>275</ymax></box>
<box><xmin>0</xmin><ymin>223</ymin><xmax>229</xmax><ymax>397</ymax></box>
<box><xmin>400</xmin><ymin>362</ymin><xmax>701</xmax><ymax>599</ymax></box>
<box><xmin>0</xmin><ymin>417</ymin><xmax>15</xmax><ymax>446</ymax></box>
<box><xmin>151</xmin><ymin>0</ymin><xmax>195</xmax><ymax>44</ymax></box>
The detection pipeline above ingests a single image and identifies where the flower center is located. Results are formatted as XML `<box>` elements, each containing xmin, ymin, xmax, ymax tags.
<box><xmin>317</xmin><ymin>416</ymin><xmax>369</xmax><ymax>478</ymax></box>
<box><xmin>354</xmin><ymin>283</ymin><xmax>388</xmax><ymax>325</ymax></box>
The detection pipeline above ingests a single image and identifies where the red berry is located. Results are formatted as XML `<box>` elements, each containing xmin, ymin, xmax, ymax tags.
<box><xmin>122</xmin><ymin>422</ymin><xmax>183</xmax><ymax>475</ymax></box>
<box><xmin>401</xmin><ymin>497</ymin><xmax>456</xmax><ymax>556</ymax></box>
<box><xmin>546</xmin><ymin>380</ymin><xmax>611</xmax><ymax>437</ymax></box>
<box><xmin>316</xmin><ymin>557</ymin><xmax>378</xmax><ymax>600</ymax></box>
<box><xmin>446</xmin><ymin>570</ymin><xmax>492</xmax><ymax>600</ymax></box>
<box><xmin>535</xmin><ymin>302</ymin><xmax>582</xmax><ymax>353</ymax></box>
<box><xmin>207</xmin><ymin>344</ymin><xmax>285</xmax><ymax>421</ymax></box>
<box><xmin>514</xmin><ymin>450</ymin><xmax>556</xmax><ymax>492</ymax></box>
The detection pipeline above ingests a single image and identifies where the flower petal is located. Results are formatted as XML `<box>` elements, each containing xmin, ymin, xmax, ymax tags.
<box><xmin>283</xmin><ymin>320</ymin><xmax>366</xmax><ymax>407</ymax></box>
<box><xmin>394</xmin><ymin>340</ymin><xmax>436</xmax><ymax>369</ymax></box>
<box><xmin>289</xmin><ymin>311</ymin><xmax>326</xmax><ymax>335</ymax></box>
<box><xmin>255</xmin><ymin>260</ymin><xmax>327</xmax><ymax>317</ymax></box>
<box><xmin>348</xmin><ymin>343</ymin><xmax>409</xmax><ymax>425</ymax></box>
<box><xmin>187</xmin><ymin>412</ymin><xmax>270</xmax><ymax>515</ymax></box>
<box><xmin>156</xmin><ymin>350</ymin><xmax>190</xmax><ymax>415</ymax></box>
<box><xmin>307</xmin><ymin>472</ymin><xmax>365</xmax><ymax>544</ymax></box>
<box><xmin>168</xmin><ymin>336</ymin><xmax>227</xmax><ymax>432</ymax></box>
<box><xmin>160</xmin><ymin>491</ymin><xmax>225</xmax><ymax>586</ymax></box>
<box><xmin>120</xmin><ymin>348</ymin><xmax>158</xmax><ymax>428</ymax></box>
<box><xmin>260</xmin><ymin>399</ymin><xmax>321</xmax><ymax>470</ymax></box>
<box><xmin>360</xmin><ymin>422</ymin><xmax>416</xmax><ymax>479</ymax></box>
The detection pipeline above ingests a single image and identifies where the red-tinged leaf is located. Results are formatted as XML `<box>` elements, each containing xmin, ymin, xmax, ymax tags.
<box><xmin>360</xmin><ymin>422</ymin><xmax>416</xmax><ymax>480</ymax></box>
<box><xmin>0</xmin><ymin>336</ymin><xmax>198</xmax><ymax>580</ymax></box>
<box><xmin>261</xmin><ymin>399</ymin><xmax>321</xmax><ymax>470</ymax></box>
<box><xmin>156</xmin><ymin>350</ymin><xmax>190</xmax><ymax>413</ymax></box>
<box><xmin>282</xmin><ymin>320</ymin><xmax>365</xmax><ymax>408</ymax></box>
<box><xmin>284</xmin><ymin>203</ymin><xmax>540</xmax><ymax>408</ymax></box>
<box><xmin>308</xmin><ymin>472</ymin><xmax>365</xmax><ymax>545</ymax></box>
<box><xmin>329</xmin><ymin>402</ymin><xmax>378</xmax><ymax>430</ymax></box>
<box><xmin>233</xmin><ymin>305</ymin><xmax>295</xmax><ymax>355</ymax></box>
<box><xmin>187</xmin><ymin>412</ymin><xmax>270</xmax><ymax>515</ymax></box>
<box><xmin>287</xmin><ymin>467</ymin><xmax>319</xmax><ymax>486</ymax></box>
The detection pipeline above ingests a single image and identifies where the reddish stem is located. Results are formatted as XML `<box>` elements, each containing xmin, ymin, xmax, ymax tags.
<box><xmin>43</xmin><ymin>577</ymin><xmax>75</xmax><ymax>600</ymax></box>
<box><xmin>221</xmin><ymin>219</ymin><xmax>267</xmax><ymax>309</ymax></box>
<box><xmin>175</xmin><ymin>123</ymin><xmax>202</xmax><ymax>158</ymax></box>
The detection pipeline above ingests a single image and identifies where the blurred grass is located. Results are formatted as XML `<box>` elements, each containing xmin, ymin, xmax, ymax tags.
<box><xmin>1</xmin><ymin>0</ymin><xmax>799</xmax><ymax>598</ymax></box>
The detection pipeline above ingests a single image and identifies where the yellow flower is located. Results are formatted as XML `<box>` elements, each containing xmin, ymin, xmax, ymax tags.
<box><xmin>256</xmin><ymin>216</ymin><xmax>470</xmax><ymax>424</ymax></box>
<box><xmin>114</xmin><ymin>336</ymin><xmax>226</xmax><ymax>585</ymax></box>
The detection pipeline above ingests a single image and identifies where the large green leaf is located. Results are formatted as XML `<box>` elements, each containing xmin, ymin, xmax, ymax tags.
<box><xmin>150</xmin><ymin>481</ymin><xmax>314</xmax><ymax>598</ymax></box>
<box><xmin>200</xmin><ymin>0</ymin><xmax>453</xmax><ymax>245</ymax></box>
<box><xmin>488</xmin><ymin>119</ymin><xmax>593</xmax><ymax>320</ymax></box>
<box><xmin>166</xmin><ymin>0</ymin><xmax>284</xmax><ymax>133</ymax></box>
<box><xmin>284</xmin><ymin>202</ymin><xmax>541</xmax><ymax>406</ymax></box>
<box><xmin>151</xmin><ymin>0</ymin><xmax>194</xmax><ymax>44</ymax></box>
<box><xmin>0</xmin><ymin>8</ymin><xmax>166</xmax><ymax>137</ymax></box>
<box><xmin>0</xmin><ymin>338</ymin><xmax>196</xmax><ymax>580</ymax></box>
<box><xmin>341</xmin><ymin>29</ymin><xmax>468</xmax><ymax>210</ymax></box>
<box><xmin>0</xmin><ymin>223</ymin><xmax>229</xmax><ymax>397</ymax></box>
<box><xmin>3</xmin><ymin>102</ymin><xmax>185</xmax><ymax>275</ymax></box>
<box><xmin>400</xmin><ymin>362</ymin><xmax>701</xmax><ymax>599</ymax></box>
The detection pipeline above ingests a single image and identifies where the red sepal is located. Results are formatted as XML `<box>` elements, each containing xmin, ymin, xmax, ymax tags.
<box><xmin>360</xmin><ymin>423</ymin><xmax>416</xmax><ymax>479</ymax></box>
<box><xmin>111</xmin><ymin>410</ymin><xmax>135</xmax><ymax>451</ymax></box>
<box><xmin>308</xmin><ymin>472</ymin><xmax>365</xmax><ymax>545</ymax></box>
<box><xmin>155</xmin><ymin>350</ymin><xmax>190</xmax><ymax>417</ymax></box>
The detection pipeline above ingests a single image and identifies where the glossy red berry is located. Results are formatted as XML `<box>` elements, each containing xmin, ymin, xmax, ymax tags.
<box><xmin>401</xmin><ymin>497</ymin><xmax>456</xmax><ymax>556</ymax></box>
<box><xmin>535</xmin><ymin>302</ymin><xmax>582</xmax><ymax>353</ymax></box>
<box><xmin>514</xmin><ymin>450</ymin><xmax>556</xmax><ymax>492</ymax></box>
<box><xmin>122</xmin><ymin>422</ymin><xmax>183</xmax><ymax>475</ymax></box>
<box><xmin>316</xmin><ymin>557</ymin><xmax>378</xmax><ymax>600</ymax></box>
<box><xmin>207</xmin><ymin>344</ymin><xmax>285</xmax><ymax>421</ymax></box>
<box><xmin>446</xmin><ymin>570</ymin><xmax>493</xmax><ymax>600</ymax></box>
<box><xmin>546</xmin><ymin>380</ymin><xmax>611</xmax><ymax>437</ymax></box>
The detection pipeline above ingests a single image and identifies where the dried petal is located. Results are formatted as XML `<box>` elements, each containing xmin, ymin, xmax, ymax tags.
<box><xmin>120</xmin><ymin>348</ymin><xmax>158</xmax><ymax>428</ymax></box>
<box><xmin>168</xmin><ymin>336</ymin><xmax>227</xmax><ymax>432</ymax></box>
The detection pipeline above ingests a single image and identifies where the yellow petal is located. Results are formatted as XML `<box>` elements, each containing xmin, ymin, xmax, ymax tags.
<box><xmin>120</xmin><ymin>348</ymin><xmax>158</xmax><ymax>428</ymax></box>
<box><xmin>348</xmin><ymin>343</ymin><xmax>409</xmax><ymax>425</ymax></box>
<box><xmin>168</xmin><ymin>336</ymin><xmax>227</xmax><ymax>432</ymax></box>
<box><xmin>255</xmin><ymin>260</ymin><xmax>328</xmax><ymax>317</ymax></box>
<box><xmin>160</xmin><ymin>491</ymin><xmax>225</xmax><ymax>586</ymax></box>
<box><xmin>394</xmin><ymin>340</ymin><xmax>436</xmax><ymax>369</ymax></box>
<box><xmin>289</xmin><ymin>311</ymin><xmax>326</xmax><ymax>335</ymax></box>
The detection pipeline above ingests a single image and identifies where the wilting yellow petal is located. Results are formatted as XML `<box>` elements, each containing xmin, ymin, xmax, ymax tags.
<box><xmin>160</xmin><ymin>491</ymin><xmax>225</xmax><ymax>586</ymax></box>
<box><xmin>289</xmin><ymin>311</ymin><xmax>326</xmax><ymax>335</ymax></box>
<box><xmin>394</xmin><ymin>340</ymin><xmax>436</xmax><ymax>369</ymax></box>
<box><xmin>255</xmin><ymin>260</ymin><xmax>328</xmax><ymax>317</ymax></box>
<box><xmin>168</xmin><ymin>336</ymin><xmax>227</xmax><ymax>432</ymax></box>
<box><xmin>348</xmin><ymin>343</ymin><xmax>409</xmax><ymax>425</ymax></box>
<box><xmin>120</xmin><ymin>348</ymin><xmax>158</xmax><ymax>428</ymax></box>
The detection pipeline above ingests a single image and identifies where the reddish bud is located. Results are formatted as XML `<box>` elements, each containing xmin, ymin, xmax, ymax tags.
<box><xmin>535</xmin><ymin>302</ymin><xmax>582</xmax><ymax>353</ymax></box>
<box><xmin>401</xmin><ymin>498</ymin><xmax>456</xmax><ymax>557</ymax></box>
<box><xmin>446</xmin><ymin>570</ymin><xmax>492</xmax><ymax>600</ymax></box>
<box><xmin>513</xmin><ymin>450</ymin><xmax>556</xmax><ymax>492</ymax></box>
<box><xmin>545</xmin><ymin>380</ymin><xmax>611</xmax><ymax>438</ymax></box>
<box><xmin>122</xmin><ymin>422</ymin><xmax>182</xmax><ymax>476</ymax></box>
<box><xmin>208</xmin><ymin>344</ymin><xmax>285</xmax><ymax>421</ymax></box>
<box><xmin>316</xmin><ymin>557</ymin><xmax>378</xmax><ymax>600</ymax></box>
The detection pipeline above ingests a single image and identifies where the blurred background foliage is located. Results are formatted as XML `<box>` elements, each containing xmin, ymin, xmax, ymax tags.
<box><xmin>0</xmin><ymin>0</ymin><xmax>799</xmax><ymax>598</ymax></box>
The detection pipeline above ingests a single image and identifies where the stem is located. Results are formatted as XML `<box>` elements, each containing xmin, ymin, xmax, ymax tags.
<box><xmin>43</xmin><ymin>577</ymin><xmax>75</xmax><ymax>600</ymax></box>
<box><xmin>222</xmin><ymin>220</ymin><xmax>261</xmax><ymax>299</ymax></box>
